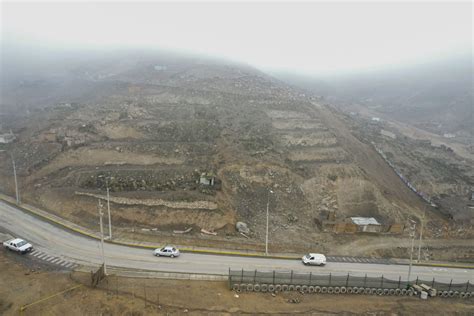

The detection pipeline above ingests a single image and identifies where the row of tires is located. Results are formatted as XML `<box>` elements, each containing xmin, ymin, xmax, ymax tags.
<box><xmin>231</xmin><ymin>283</ymin><xmax>473</xmax><ymax>299</ymax></box>
<box><xmin>437</xmin><ymin>290</ymin><xmax>473</xmax><ymax>298</ymax></box>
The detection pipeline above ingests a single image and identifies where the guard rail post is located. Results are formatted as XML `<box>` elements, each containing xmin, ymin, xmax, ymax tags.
<box><xmin>431</xmin><ymin>277</ymin><xmax>435</xmax><ymax>288</ymax></box>
<box><xmin>398</xmin><ymin>276</ymin><xmax>401</xmax><ymax>289</ymax></box>
<box><xmin>449</xmin><ymin>279</ymin><xmax>453</xmax><ymax>291</ymax></box>
<box><xmin>364</xmin><ymin>274</ymin><xmax>367</xmax><ymax>288</ymax></box>
<box><xmin>329</xmin><ymin>273</ymin><xmax>332</xmax><ymax>286</ymax></box>
<box><xmin>228</xmin><ymin>268</ymin><xmax>231</xmax><ymax>289</ymax></box>
<box><xmin>346</xmin><ymin>273</ymin><xmax>349</xmax><ymax>287</ymax></box>
<box><xmin>273</xmin><ymin>271</ymin><xmax>275</xmax><ymax>285</ymax></box>
<box><xmin>381</xmin><ymin>275</ymin><xmax>384</xmax><ymax>288</ymax></box>
<box><xmin>290</xmin><ymin>270</ymin><xmax>293</xmax><ymax>284</ymax></box>
<box><xmin>253</xmin><ymin>270</ymin><xmax>257</xmax><ymax>283</ymax></box>
<box><xmin>309</xmin><ymin>272</ymin><xmax>312</xmax><ymax>286</ymax></box>
<box><xmin>465</xmin><ymin>281</ymin><xmax>469</xmax><ymax>292</ymax></box>
<box><xmin>241</xmin><ymin>269</ymin><xmax>244</xmax><ymax>284</ymax></box>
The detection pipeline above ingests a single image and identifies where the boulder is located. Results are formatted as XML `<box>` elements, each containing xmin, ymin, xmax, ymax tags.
<box><xmin>236</xmin><ymin>222</ymin><xmax>250</xmax><ymax>234</ymax></box>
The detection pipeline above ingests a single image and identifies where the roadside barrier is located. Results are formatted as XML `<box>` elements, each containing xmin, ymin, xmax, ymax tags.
<box><xmin>229</xmin><ymin>270</ymin><xmax>473</xmax><ymax>299</ymax></box>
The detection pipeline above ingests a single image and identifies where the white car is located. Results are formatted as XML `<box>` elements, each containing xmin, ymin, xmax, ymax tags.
<box><xmin>153</xmin><ymin>246</ymin><xmax>180</xmax><ymax>258</ymax></box>
<box><xmin>3</xmin><ymin>238</ymin><xmax>33</xmax><ymax>254</ymax></box>
<box><xmin>302</xmin><ymin>253</ymin><xmax>326</xmax><ymax>266</ymax></box>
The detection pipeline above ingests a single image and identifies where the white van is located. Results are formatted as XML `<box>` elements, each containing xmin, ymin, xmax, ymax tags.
<box><xmin>302</xmin><ymin>253</ymin><xmax>326</xmax><ymax>266</ymax></box>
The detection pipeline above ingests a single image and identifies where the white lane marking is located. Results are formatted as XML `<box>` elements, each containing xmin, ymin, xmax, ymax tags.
<box><xmin>31</xmin><ymin>250</ymin><xmax>39</xmax><ymax>255</ymax></box>
<box><xmin>37</xmin><ymin>254</ymin><xmax>48</xmax><ymax>259</ymax></box>
<box><xmin>45</xmin><ymin>256</ymin><xmax>56</xmax><ymax>262</ymax></box>
<box><xmin>31</xmin><ymin>251</ymin><xmax>42</xmax><ymax>257</ymax></box>
<box><xmin>56</xmin><ymin>260</ymin><xmax>67</xmax><ymax>265</ymax></box>
<box><xmin>51</xmin><ymin>258</ymin><xmax>61</xmax><ymax>264</ymax></box>
<box><xmin>63</xmin><ymin>262</ymin><xmax>74</xmax><ymax>268</ymax></box>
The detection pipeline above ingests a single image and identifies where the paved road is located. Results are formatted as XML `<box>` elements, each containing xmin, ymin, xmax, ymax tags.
<box><xmin>0</xmin><ymin>201</ymin><xmax>472</xmax><ymax>283</ymax></box>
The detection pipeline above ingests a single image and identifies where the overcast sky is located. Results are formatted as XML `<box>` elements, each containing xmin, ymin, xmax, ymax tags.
<box><xmin>2</xmin><ymin>1</ymin><xmax>472</xmax><ymax>75</ymax></box>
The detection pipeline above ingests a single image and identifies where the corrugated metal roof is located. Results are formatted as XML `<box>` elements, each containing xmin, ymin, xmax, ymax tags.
<box><xmin>350</xmin><ymin>217</ymin><xmax>381</xmax><ymax>226</ymax></box>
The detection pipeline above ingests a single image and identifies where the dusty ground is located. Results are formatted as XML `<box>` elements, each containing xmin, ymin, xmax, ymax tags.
<box><xmin>1</xmin><ymin>251</ymin><xmax>473</xmax><ymax>315</ymax></box>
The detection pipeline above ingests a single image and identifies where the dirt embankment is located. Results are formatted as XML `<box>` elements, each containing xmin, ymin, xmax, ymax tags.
<box><xmin>314</xmin><ymin>104</ymin><xmax>430</xmax><ymax>216</ymax></box>
<box><xmin>75</xmin><ymin>191</ymin><xmax>218</xmax><ymax>210</ymax></box>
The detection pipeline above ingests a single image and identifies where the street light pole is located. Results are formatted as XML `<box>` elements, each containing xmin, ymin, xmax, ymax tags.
<box><xmin>417</xmin><ymin>212</ymin><xmax>425</xmax><ymax>263</ymax></box>
<box><xmin>407</xmin><ymin>220</ymin><xmax>416</xmax><ymax>283</ymax></box>
<box><xmin>265</xmin><ymin>189</ymin><xmax>274</xmax><ymax>256</ymax></box>
<box><xmin>106</xmin><ymin>182</ymin><xmax>112</xmax><ymax>240</ymax></box>
<box><xmin>98</xmin><ymin>200</ymin><xmax>107</xmax><ymax>275</ymax></box>
<box><xmin>11</xmin><ymin>154</ymin><xmax>20</xmax><ymax>204</ymax></box>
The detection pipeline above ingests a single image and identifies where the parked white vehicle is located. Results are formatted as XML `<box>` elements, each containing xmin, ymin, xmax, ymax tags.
<box><xmin>302</xmin><ymin>253</ymin><xmax>326</xmax><ymax>266</ymax></box>
<box><xmin>3</xmin><ymin>238</ymin><xmax>33</xmax><ymax>254</ymax></box>
<box><xmin>153</xmin><ymin>246</ymin><xmax>180</xmax><ymax>258</ymax></box>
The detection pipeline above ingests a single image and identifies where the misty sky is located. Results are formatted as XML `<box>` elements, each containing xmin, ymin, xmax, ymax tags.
<box><xmin>2</xmin><ymin>1</ymin><xmax>472</xmax><ymax>75</ymax></box>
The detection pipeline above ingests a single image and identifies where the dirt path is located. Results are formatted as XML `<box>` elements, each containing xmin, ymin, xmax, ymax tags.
<box><xmin>314</xmin><ymin>104</ymin><xmax>432</xmax><ymax>217</ymax></box>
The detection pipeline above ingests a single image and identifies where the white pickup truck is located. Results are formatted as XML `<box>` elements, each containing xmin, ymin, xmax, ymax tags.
<box><xmin>3</xmin><ymin>238</ymin><xmax>33</xmax><ymax>254</ymax></box>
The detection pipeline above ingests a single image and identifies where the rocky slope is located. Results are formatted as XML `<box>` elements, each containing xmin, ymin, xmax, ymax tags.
<box><xmin>1</xmin><ymin>50</ymin><xmax>462</xmax><ymax>257</ymax></box>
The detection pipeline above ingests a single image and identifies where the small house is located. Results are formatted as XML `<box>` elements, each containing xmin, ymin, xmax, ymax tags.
<box><xmin>350</xmin><ymin>217</ymin><xmax>382</xmax><ymax>233</ymax></box>
<box><xmin>199</xmin><ymin>172</ymin><xmax>215</xmax><ymax>186</ymax></box>
<box><xmin>0</xmin><ymin>131</ymin><xmax>15</xmax><ymax>144</ymax></box>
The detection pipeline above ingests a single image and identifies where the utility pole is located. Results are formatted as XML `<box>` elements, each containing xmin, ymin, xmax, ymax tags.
<box><xmin>106</xmin><ymin>181</ymin><xmax>112</xmax><ymax>240</ymax></box>
<box><xmin>11</xmin><ymin>153</ymin><xmax>20</xmax><ymax>204</ymax></box>
<box><xmin>407</xmin><ymin>219</ymin><xmax>416</xmax><ymax>283</ymax></box>
<box><xmin>417</xmin><ymin>212</ymin><xmax>425</xmax><ymax>262</ymax></box>
<box><xmin>265</xmin><ymin>189</ymin><xmax>274</xmax><ymax>256</ymax></box>
<box><xmin>98</xmin><ymin>200</ymin><xmax>107</xmax><ymax>275</ymax></box>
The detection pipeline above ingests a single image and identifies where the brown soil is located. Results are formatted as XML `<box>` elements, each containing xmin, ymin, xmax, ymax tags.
<box><xmin>1</xmin><ymin>251</ymin><xmax>473</xmax><ymax>315</ymax></box>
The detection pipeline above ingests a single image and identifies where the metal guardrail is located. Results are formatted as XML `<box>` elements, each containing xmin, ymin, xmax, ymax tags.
<box><xmin>229</xmin><ymin>269</ymin><xmax>472</xmax><ymax>293</ymax></box>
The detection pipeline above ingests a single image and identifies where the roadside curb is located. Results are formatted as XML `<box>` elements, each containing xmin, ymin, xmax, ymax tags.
<box><xmin>1</xmin><ymin>195</ymin><xmax>473</xmax><ymax>269</ymax></box>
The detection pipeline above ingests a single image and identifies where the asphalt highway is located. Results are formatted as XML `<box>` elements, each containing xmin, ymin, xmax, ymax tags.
<box><xmin>0</xmin><ymin>201</ymin><xmax>472</xmax><ymax>283</ymax></box>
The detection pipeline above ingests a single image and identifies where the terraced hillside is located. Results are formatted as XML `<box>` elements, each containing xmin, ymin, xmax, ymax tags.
<box><xmin>1</xmin><ymin>52</ymin><xmax>462</xmax><ymax>257</ymax></box>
